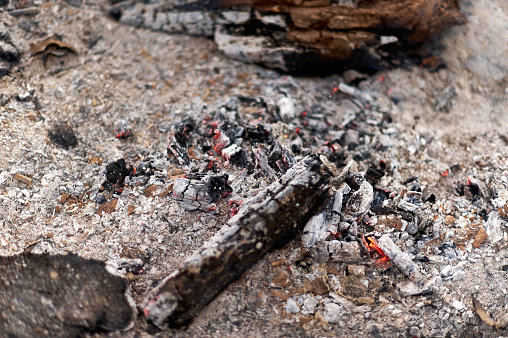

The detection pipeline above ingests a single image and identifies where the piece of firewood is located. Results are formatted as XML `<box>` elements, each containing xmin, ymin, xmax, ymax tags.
<box><xmin>108</xmin><ymin>0</ymin><xmax>466</xmax><ymax>73</ymax></box>
<box><xmin>141</xmin><ymin>155</ymin><xmax>331</xmax><ymax>328</ymax></box>
<box><xmin>0</xmin><ymin>253</ymin><xmax>136</xmax><ymax>336</ymax></box>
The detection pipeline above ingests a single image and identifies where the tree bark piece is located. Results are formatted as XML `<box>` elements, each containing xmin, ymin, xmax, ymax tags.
<box><xmin>141</xmin><ymin>155</ymin><xmax>331</xmax><ymax>328</ymax></box>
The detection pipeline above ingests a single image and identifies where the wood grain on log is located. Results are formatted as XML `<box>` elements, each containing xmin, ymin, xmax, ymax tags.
<box><xmin>142</xmin><ymin>155</ymin><xmax>331</xmax><ymax>328</ymax></box>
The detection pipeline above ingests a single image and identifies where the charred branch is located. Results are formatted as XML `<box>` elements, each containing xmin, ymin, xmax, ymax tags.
<box><xmin>142</xmin><ymin>155</ymin><xmax>331</xmax><ymax>328</ymax></box>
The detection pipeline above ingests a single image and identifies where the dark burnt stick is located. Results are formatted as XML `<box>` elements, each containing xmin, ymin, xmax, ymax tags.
<box><xmin>142</xmin><ymin>155</ymin><xmax>331</xmax><ymax>328</ymax></box>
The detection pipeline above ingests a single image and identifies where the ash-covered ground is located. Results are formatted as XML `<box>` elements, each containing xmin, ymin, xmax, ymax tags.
<box><xmin>1</xmin><ymin>0</ymin><xmax>508</xmax><ymax>337</ymax></box>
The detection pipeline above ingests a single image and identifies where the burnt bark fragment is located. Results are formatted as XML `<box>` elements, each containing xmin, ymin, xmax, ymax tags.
<box><xmin>142</xmin><ymin>155</ymin><xmax>331</xmax><ymax>328</ymax></box>
<box><xmin>0</xmin><ymin>253</ymin><xmax>136</xmax><ymax>338</ymax></box>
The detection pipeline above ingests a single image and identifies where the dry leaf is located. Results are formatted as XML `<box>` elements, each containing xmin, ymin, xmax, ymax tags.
<box><xmin>30</xmin><ymin>38</ymin><xmax>77</xmax><ymax>56</ymax></box>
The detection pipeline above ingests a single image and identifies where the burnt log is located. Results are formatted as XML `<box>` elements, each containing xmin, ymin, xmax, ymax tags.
<box><xmin>108</xmin><ymin>0</ymin><xmax>466</xmax><ymax>73</ymax></box>
<box><xmin>141</xmin><ymin>155</ymin><xmax>331</xmax><ymax>328</ymax></box>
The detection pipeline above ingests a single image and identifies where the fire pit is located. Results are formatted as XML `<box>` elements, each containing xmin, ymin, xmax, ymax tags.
<box><xmin>0</xmin><ymin>0</ymin><xmax>507</xmax><ymax>337</ymax></box>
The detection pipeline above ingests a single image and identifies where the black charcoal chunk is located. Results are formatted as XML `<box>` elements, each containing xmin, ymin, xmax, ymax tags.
<box><xmin>449</xmin><ymin>164</ymin><xmax>462</xmax><ymax>173</ymax></box>
<box><xmin>105</xmin><ymin>158</ymin><xmax>129</xmax><ymax>184</ymax></box>
<box><xmin>423</xmin><ymin>193</ymin><xmax>436</xmax><ymax>203</ymax></box>
<box><xmin>172</xmin><ymin>118</ymin><xmax>195</xmax><ymax>149</ymax></box>
<box><xmin>99</xmin><ymin>159</ymin><xmax>133</xmax><ymax>198</ymax></box>
<box><xmin>268</xmin><ymin>142</ymin><xmax>282</xmax><ymax>167</ymax></box>
<box><xmin>453</xmin><ymin>181</ymin><xmax>466</xmax><ymax>196</ymax></box>
<box><xmin>135</xmin><ymin>162</ymin><xmax>155</xmax><ymax>176</ymax></box>
<box><xmin>222</xmin><ymin>144</ymin><xmax>249</xmax><ymax>167</ymax></box>
<box><xmin>169</xmin><ymin>118</ymin><xmax>196</xmax><ymax>165</ymax></box>
<box><xmin>277</xmin><ymin>146</ymin><xmax>296</xmax><ymax>173</ymax></box>
<box><xmin>365</xmin><ymin>166</ymin><xmax>385</xmax><ymax>185</ymax></box>
<box><xmin>219</xmin><ymin>120</ymin><xmax>244</xmax><ymax>143</ymax></box>
<box><xmin>268</xmin><ymin>143</ymin><xmax>295</xmax><ymax>174</ymax></box>
<box><xmin>245</xmin><ymin>124</ymin><xmax>272</xmax><ymax>144</ymax></box>
<box><xmin>48</xmin><ymin>123</ymin><xmax>78</xmax><ymax>149</ymax></box>
<box><xmin>0</xmin><ymin>253</ymin><xmax>136</xmax><ymax>337</ymax></box>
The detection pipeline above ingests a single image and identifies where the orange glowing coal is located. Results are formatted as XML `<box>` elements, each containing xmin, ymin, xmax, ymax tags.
<box><xmin>363</xmin><ymin>236</ymin><xmax>390</xmax><ymax>268</ymax></box>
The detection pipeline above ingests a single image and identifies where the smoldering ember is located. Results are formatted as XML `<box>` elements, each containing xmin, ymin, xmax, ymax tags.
<box><xmin>1</xmin><ymin>0</ymin><xmax>508</xmax><ymax>337</ymax></box>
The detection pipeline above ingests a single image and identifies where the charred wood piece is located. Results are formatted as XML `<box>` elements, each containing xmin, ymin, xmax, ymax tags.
<box><xmin>142</xmin><ymin>155</ymin><xmax>331</xmax><ymax>328</ymax></box>
<box><xmin>268</xmin><ymin>142</ymin><xmax>296</xmax><ymax>175</ymax></box>
<box><xmin>96</xmin><ymin>158</ymin><xmax>134</xmax><ymax>203</ymax></box>
<box><xmin>48</xmin><ymin>122</ymin><xmax>78</xmax><ymax>149</ymax></box>
<box><xmin>245</xmin><ymin>124</ymin><xmax>272</xmax><ymax>144</ymax></box>
<box><xmin>168</xmin><ymin>118</ymin><xmax>196</xmax><ymax>166</ymax></box>
<box><xmin>108</xmin><ymin>0</ymin><xmax>466</xmax><ymax>73</ymax></box>
<box><xmin>104</xmin><ymin>158</ymin><xmax>131</xmax><ymax>186</ymax></box>
<box><xmin>0</xmin><ymin>253</ymin><xmax>136</xmax><ymax>337</ymax></box>
<box><xmin>302</xmin><ymin>187</ymin><xmax>344</xmax><ymax>247</ymax></box>
<box><xmin>216</xmin><ymin>120</ymin><xmax>245</xmax><ymax>145</ymax></box>
<box><xmin>222</xmin><ymin>143</ymin><xmax>249</xmax><ymax>167</ymax></box>
<box><xmin>343</xmin><ymin>173</ymin><xmax>373</xmax><ymax>220</ymax></box>
<box><xmin>302</xmin><ymin>160</ymin><xmax>373</xmax><ymax>246</ymax></box>
<box><xmin>253</xmin><ymin>145</ymin><xmax>278</xmax><ymax>180</ymax></box>
<box><xmin>376</xmin><ymin>234</ymin><xmax>425</xmax><ymax>284</ymax></box>
<box><xmin>172</xmin><ymin>173</ymin><xmax>232</xmax><ymax>212</ymax></box>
